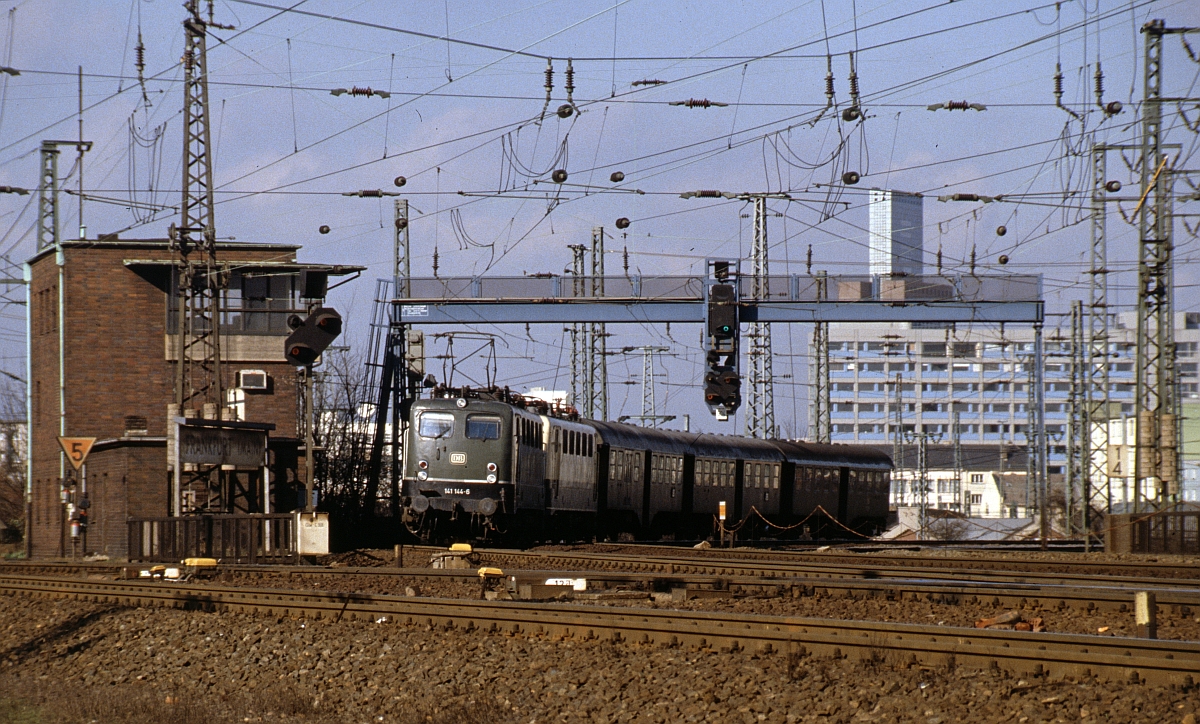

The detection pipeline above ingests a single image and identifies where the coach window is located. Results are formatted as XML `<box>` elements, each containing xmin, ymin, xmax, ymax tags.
<box><xmin>418</xmin><ymin>412</ymin><xmax>454</xmax><ymax>439</ymax></box>
<box><xmin>466</xmin><ymin>415</ymin><xmax>502</xmax><ymax>440</ymax></box>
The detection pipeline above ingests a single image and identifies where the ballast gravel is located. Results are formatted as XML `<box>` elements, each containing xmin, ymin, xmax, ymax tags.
<box><xmin>2</xmin><ymin>592</ymin><xmax>1198</xmax><ymax>724</ymax></box>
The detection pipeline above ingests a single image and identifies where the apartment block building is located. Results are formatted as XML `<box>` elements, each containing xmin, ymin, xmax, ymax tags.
<box><xmin>828</xmin><ymin>312</ymin><xmax>1200</xmax><ymax>496</ymax></box>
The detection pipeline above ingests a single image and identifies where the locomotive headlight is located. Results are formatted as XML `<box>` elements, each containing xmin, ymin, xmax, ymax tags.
<box><xmin>456</xmin><ymin>398</ymin><xmax>468</xmax><ymax>408</ymax></box>
<box><xmin>417</xmin><ymin>471</ymin><xmax>428</xmax><ymax>481</ymax></box>
<box><xmin>486</xmin><ymin>474</ymin><xmax>497</xmax><ymax>483</ymax></box>
<box><xmin>486</xmin><ymin>462</ymin><xmax>497</xmax><ymax>472</ymax></box>
<box><xmin>418</xmin><ymin>460</ymin><xmax>428</xmax><ymax>469</ymax></box>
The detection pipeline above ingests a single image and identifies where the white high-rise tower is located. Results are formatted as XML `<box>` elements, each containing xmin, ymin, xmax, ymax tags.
<box><xmin>868</xmin><ymin>189</ymin><xmax>924</xmax><ymax>276</ymax></box>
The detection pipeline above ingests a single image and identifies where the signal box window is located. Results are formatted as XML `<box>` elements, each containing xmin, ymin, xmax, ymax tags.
<box><xmin>466</xmin><ymin>415</ymin><xmax>502</xmax><ymax>440</ymax></box>
<box><xmin>418</xmin><ymin>412</ymin><xmax>455</xmax><ymax>439</ymax></box>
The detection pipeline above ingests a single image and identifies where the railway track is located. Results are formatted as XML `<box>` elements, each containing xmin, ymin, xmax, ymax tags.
<box><xmin>463</xmin><ymin>549</ymin><xmax>1200</xmax><ymax>588</ymax></box>
<box><xmin>3</xmin><ymin>557</ymin><xmax>1199</xmax><ymax>617</ymax></box>
<box><xmin>519</xmin><ymin>543</ymin><xmax>1200</xmax><ymax>579</ymax></box>
<box><xmin>0</xmin><ymin>572</ymin><xmax>1196</xmax><ymax>687</ymax></box>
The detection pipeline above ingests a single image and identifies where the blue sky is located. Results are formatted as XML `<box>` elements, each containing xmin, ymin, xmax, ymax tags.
<box><xmin>2</xmin><ymin>0</ymin><xmax>1199</xmax><ymax>434</ymax></box>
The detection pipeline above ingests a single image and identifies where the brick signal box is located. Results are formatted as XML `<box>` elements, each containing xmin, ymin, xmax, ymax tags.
<box><xmin>25</xmin><ymin>237</ymin><xmax>361</xmax><ymax>559</ymax></box>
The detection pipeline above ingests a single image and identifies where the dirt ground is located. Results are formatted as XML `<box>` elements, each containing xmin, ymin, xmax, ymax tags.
<box><xmin>2</xmin><ymin>592</ymin><xmax>1198</xmax><ymax>724</ymax></box>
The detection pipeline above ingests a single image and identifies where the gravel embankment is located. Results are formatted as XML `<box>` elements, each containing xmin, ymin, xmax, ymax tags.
<box><xmin>214</xmin><ymin>565</ymin><xmax>1200</xmax><ymax>642</ymax></box>
<box><xmin>2</xmin><ymin>592</ymin><xmax>1198</xmax><ymax>723</ymax></box>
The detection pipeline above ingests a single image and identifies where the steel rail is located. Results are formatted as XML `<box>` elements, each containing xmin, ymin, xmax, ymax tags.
<box><xmin>0</xmin><ymin>573</ymin><xmax>1195</xmax><ymax>687</ymax></box>
<box><xmin>4</xmin><ymin>559</ymin><xmax>1199</xmax><ymax>615</ymax></box>
<box><xmin>549</xmin><ymin>543</ymin><xmax>1200</xmax><ymax>578</ymax></box>
<box><xmin>460</xmin><ymin>547</ymin><xmax>1200</xmax><ymax>590</ymax></box>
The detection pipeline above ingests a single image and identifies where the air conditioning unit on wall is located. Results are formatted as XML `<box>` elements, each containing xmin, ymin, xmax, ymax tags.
<box><xmin>237</xmin><ymin>369</ymin><xmax>270</xmax><ymax>391</ymax></box>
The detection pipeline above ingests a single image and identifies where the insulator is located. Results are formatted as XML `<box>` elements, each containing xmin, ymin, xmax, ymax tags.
<box><xmin>841</xmin><ymin>107</ymin><xmax>861</xmax><ymax>122</ymax></box>
<box><xmin>565</xmin><ymin>58</ymin><xmax>575</xmax><ymax>101</ymax></box>
<box><xmin>998</xmin><ymin>254</ymin><xmax>1009</xmax><ymax>265</ymax></box>
<box><xmin>610</xmin><ymin>171</ymin><xmax>625</xmax><ymax>183</ymax></box>
<box><xmin>842</xmin><ymin>171</ymin><xmax>860</xmax><ymax>185</ymax></box>
<box><xmin>806</xmin><ymin>244</ymin><xmax>813</xmax><ymax>275</ymax></box>
<box><xmin>946</xmin><ymin>100</ymin><xmax>969</xmax><ymax>111</ymax></box>
<box><xmin>615</xmin><ymin>217</ymin><xmax>630</xmax><ymax>229</ymax></box>
<box><xmin>848</xmin><ymin>52</ymin><xmax>859</xmax><ymax>100</ymax></box>
<box><xmin>551</xmin><ymin>169</ymin><xmax>568</xmax><ymax>183</ymax></box>
<box><xmin>350</xmin><ymin>86</ymin><xmax>374</xmax><ymax>97</ymax></box>
<box><xmin>136</xmin><ymin>35</ymin><xmax>146</xmax><ymax>74</ymax></box>
<box><xmin>544</xmin><ymin>59</ymin><xmax>554</xmax><ymax>94</ymax></box>
<box><xmin>696</xmin><ymin>190</ymin><xmax>722</xmax><ymax>198</ymax></box>
<box><xmin>996</xmin><ymin>225</ymin><xmax>1007</xmax><ymax>236</ymax></box>
<box><xmin>1094</xmin><ymin>62</ymin><xmax>1104</xmax><ymax>104</ymax></box>
<box><xmin>1105</xmin><ymin>100</ymin><xmax>1123</xmax><ymax>116</ymax></box>
<box><xmin>360</xmin><ymin>189</ymin><xmax>382</xmax><ymax>197</ymax></box>
<box><xmin>395</xmin><ymin>217</ymin><xmax>408</xmax><ymax>230</ymax></box>
<box><xmin>936</xmin><ymin>246</ymin><xmax>943</xmax><ymax>273</ymax></box>
<box><xmin>687</xmin><ymin>99</ymin><xmax>711</xmax><ymax>108</ymax></box>
<box><xmin>318</xmin><ymin>225</ymin><xmax>331</xmax><ymax>235</ymax></box>
<box><xmin>556</xmin><ymin>104</ymin><xmax>574</xmax><ymax>119</ymax></box>
<box><xmin>432</xmin><ymin>246</ymin><xmax>440</xmax><ymax>277</ymax></box>
<box><xmin>631</xmin><ymin>79</ymin><xmax>666</xmax><ymax>86</ymax></box>
<box><xmin>394</xmin><ymin>175</ymin><xmax>407</xmax><ymax>187</ymax></box>
<box><xmin>1105</xmin><ymin>180</ymin><xmax>1122</xmax><ymax>193</ymax></box>
<box><xmin>824</xmin><ymin>55</ymin><xmax>835</xmax><ymax>102</ymax></box>
<box><xmin>1053</xmin><ymin>63</ymin><xmax>1064</xmax><ymax>101</ymax></box>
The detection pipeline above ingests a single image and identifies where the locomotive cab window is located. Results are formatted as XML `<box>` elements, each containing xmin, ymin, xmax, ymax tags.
<box><xmin>418</xmin><ymin>412</ymin><xmax>455</xmax><ymax>439</ymax></box>
<box><xmin>466</xmin><ymin>415</ymin><xmax>502</xmax><ymax>440</ymax></box>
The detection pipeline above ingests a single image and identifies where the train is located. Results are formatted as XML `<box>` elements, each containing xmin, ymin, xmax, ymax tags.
<box><xmin>399</xmin><ymin>387</ymin><xmax>892</xmax><ymax>543</ymax></box>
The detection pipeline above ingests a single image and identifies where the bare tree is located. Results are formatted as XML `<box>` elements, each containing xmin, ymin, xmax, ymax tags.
<box><xmin>310</xmin><ymin>345</ymin><xmax>379</xmax><ymax>520</ymax></box>
<box><xmin>0</xmin><ymin>379</ymin><xmax>26</xmax><ymax>542</ymax></box>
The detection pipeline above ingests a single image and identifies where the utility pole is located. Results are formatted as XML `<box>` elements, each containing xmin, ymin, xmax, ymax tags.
<box><xmin>746</xmin><ymin>196</ymin><xmax>775</xmax><ymax>438</ymax></box>
<box><xmin>586</xmin><ymin>227</ymin><xmax>608</xmax><ymax>420</ymax></box>
<box><xmin>953</xmin><ymin>410</ymin><xmax>963</xmax><ymax>513</ymax></box>
<box><xmin>171</xmin><ymin>0</ymin><xmax>228</xmax><ymax>415</ymax></box>
<box><xmin>892</xmin><ymin>372</ymin><xmax>904</xmax><ymax>505</ymax></box>
<box><xmin>1086</xmin><ymin>141</ymin><xmax>1113</xmax><ymax>543</ymax></box>
<box><xmin>390</xmin><ymin>198</ymin><xmax>411</xmax><ymax>515</ymax></box>
<box><xmin>905</xmin><ymin>429</ymin><xmax>941</xmax><ymax>539</ymax></box>
<box><xmin>568</xmin><ymin>244</ymin><xmax>586</xmax><ymax>409</ymax></box>
<box><xmin>1067</xmin><ymin>300</ymin><xmax>1085</xmax><ymax>536</ymax></box>
<box><xmin>619</xmin><ymin>346</ymin><xmax>673</xmax><ymax>427</ymax></box>
<box><xmin>168</xmin><ymin>0</ymin><xmax>232</xmax><ymax>514</ymax></box>
<box><xmin>809</xmin><ymin>271</ymin><xmax>830</xmax><ymax>443</ymax></box>
<box><xmin>1034</xmin><ymin>322</ymin><xmax>1047</xmax><ymax>546</ymax></box>
<box><xmin>1134</xmin><ymin>20</ymin><xmax>1194</xmax><ymax>512</ymax></box>
<box><xmin>37</xmin><ymin>144</ymin><xmax>58</xmax><ymax>251</ymax></box>
<box><xmin>37</xmin><ymin>140</ymin><xmax>92</xmax><ymax>251</ymax></box>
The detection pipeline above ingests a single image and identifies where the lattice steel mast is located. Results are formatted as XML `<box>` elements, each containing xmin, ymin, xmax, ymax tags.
<box><xmin>1086</xmin><ymin>142</ymin><xmax>1112</xmax><ymax>531</ymax></box>
<box><xmin>809</xmin><ymin>271</ymin><xmax>830</xmax><ymax>443</ymax></box>
<box><xmin>746</xmin><ymin>196</ymin><xmax>775</xmax><ymax>438</ymax></box>
<box><xmin>586</xmin><ymin>227</ymin><xmax>608</xmax><ymax>420</ymax></box>
<box><xmin>1134</xmin><ymin>20</ymin><xmax>1180</xmax><ymax>511</ymax></box>
<box><xmin>170</xmin><ymin>0</ymin><xmax>231</xmax><ymax>415</ymax></box>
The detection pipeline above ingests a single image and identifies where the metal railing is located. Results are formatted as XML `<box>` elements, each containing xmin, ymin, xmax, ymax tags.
<box><xmin>127</xmin><ymin>514</ymin><xmax>296</xmax><ymax>563</ymax></box>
